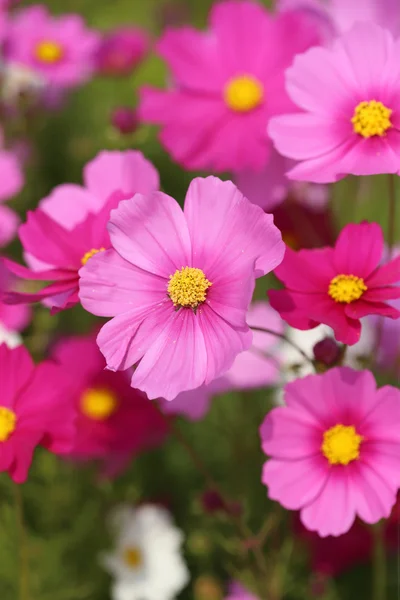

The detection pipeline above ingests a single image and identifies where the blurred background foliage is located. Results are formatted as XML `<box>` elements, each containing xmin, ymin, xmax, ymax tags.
<box><xmin>1</xmin><ymin>1</ymin><xmax>400</xmax><ymax>599</ymax></box>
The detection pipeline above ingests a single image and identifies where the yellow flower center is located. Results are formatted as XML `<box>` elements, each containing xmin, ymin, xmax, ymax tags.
<box><xmin>0</xmin><ymin>407</ymin><xmax>17</xmax><ymax>442</ymax></box>
<box><xmin>34</xmin><ymin>40</ymin><xmax>64</xmax><ymax>64</ymax></box>
<box><xmin>123</xmin><ymin>546</ymin><xmax>143</xmax><ymax>569</ymax></box>
<box><xmin>322</xmin><ymin>424</ymin><xmax>363</xmax><ymax>466</ymax></box>
<box><xmin>328</xmin><ymin>274</ymin><xmax>367</xmax><ymax>303</ymax></box>
<box><xmin>351</xmin><ymin>100</ymin><xmax>392</xmax><ymax>138</ymax></box>
<box><xmin>80</xmin><ymin>388</ymin><xmax>118</xmax><ymax>421</ymax></box>
<box><xmin>81</xmin><ymin>247</ymin><xmax>106</xmax><ymax>266</ymax></box>
<box><xmin>224</xmin><ymin>75</ymin><xmax>264</xmax><ymax>112</ymax></box>
<box><xmin>168</xmin><ymin>267</ymin><xmax>212</xmax><ymax>309</ymax></box>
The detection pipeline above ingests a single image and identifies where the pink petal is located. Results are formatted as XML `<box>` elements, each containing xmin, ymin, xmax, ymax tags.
<box><xmin>273</xmin><ymin>246</ymin><xmax>335</xmax><ymax>292</ymax></box>
<box><xmin>350</xmin><ymin>459</ymin><xmax>397</xmax><ymax>525</ymax></box>
<box><xmin>39</xmin><ymin>184</ymin><xmax>100</xmax><ymax>230</ymax></box>
<box><xmin>8</xmin><ymin>433</ymin><xmax>42</xmax><ymax>483</ymax></box>
<box><xmin>262</xmin><ymin>455</ymin><xmax>328</xmax><ymax>510</ymax></box>
<box><xmin>360</xmin><ymin>386</ymin><xmax>400</xmax><ymax>442</ymax></box>
<box><xmin>260</xmin><ymin>406</ymin><xmax>320</xmax><ymax>459</ymax></box>
<box><xmin>0</xmin><ymin>149</ymin><xmax>24</xmax><ymax>202</ymax></box>
<box><xmin>345</xmin><ymin>300</ymin><xmax>400</xmax><ymax>320</ymax></box>
<box><xmin>197</xmin><ymin>304</ymin><xmax>252</xmax><ymax>385</ymax></box>
<box><xmin>268</xmin><ymin>289</ymin><xmax>319</xmax><ymax>330</ymax></box>
<box><xmin>0</xmin><ymin>344</ymin><xmax>34</xmax><ymax>409</ymax></box>
<box><xmin>300</xmin><ymin>467</ymin><xmax>357</xmax><ymax>537</ymax></box>
<box><xmin>83</xmin><ymin>150</ymin><xmax>159</xmax><ymax>202</ymax></box>
<box><xmin>183</xmin><ymin>177</ymin><xmax>284</xmax><ymax>279</ymax></box>
<box><xmin>132</xmin><ymin>308</ymin><xmax>208</xmax><ymax>400</ymax></box>
<box><xmin>333</xmin><ymin>222</ymin><xmax>383</xmax><ymax>278</ymax></box>
<box><xmin>0</xmin><ymin>205</ymin><xmax>19</xmax><ymax>247</ymax></box>
<box><xmin>107</xmin><ymin>193</ymin><xmax>191</xmax><ymax>278</ymax></box>
<box><xmin>367</xmin><ymin>254</ymin><xmax>400</xmax><ymax>287</ymax></box>
<box><xmin>79</xmin><ymin>248</ymin><xmax>166</xmax><ymax>317</ymax></box>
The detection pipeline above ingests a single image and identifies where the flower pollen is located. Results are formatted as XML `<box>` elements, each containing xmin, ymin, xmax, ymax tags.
<box><xmin>123</xmin><ymin>546</ymin><xmax>143</xmax><ymax>569</ymax></box>
<box><xmin>328</xmin><ymin>274</ymin><xmax>367</xmax><ymax>303</ymax></box>
<box><xmin>0</xmin><ymin>407</ymin><xmax>17</xmax><ymax>442</ymax></box>
<box><xmin>34</xmin><ymin>40</ymin><xmax>64</xmax><ymax>64</ymax></box>
<box><xmin>322</xmin><ymin>424</ymin><xmax>363</xmax><ymax>466</ymax></box>
<box><xmin>81</xmin><ymin>247</ymin><xmax>106</xmax><ymax>266</ymax></box>
<box><xmin>168</xmin><ymin>266</ymin><xmax>212</xmax><ymax>309</ymax></box>
<box><xmin>80</xmin><ymin>388</ymin><xmax>118</xmax><ymax>421</ymax></box>
<box><xmin>224</xmin><ymin>75</ymin><xmax>264</xmax><ymax>112</ymax></box>
<box><xmin>352</xmin><ymin>100</ymin><xmax>392</xmax><ymax>138</ymax></box>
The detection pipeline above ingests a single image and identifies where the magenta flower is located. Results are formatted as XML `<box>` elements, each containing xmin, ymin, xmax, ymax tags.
<box><xmin>278</xmin><ymin>0</ymin><xmax>400</xmax><ymax>41</ymax></box>
<box><xmin>79</xmin><ymin>177</ymin><xmax>284</xmax><ymax>400</ymax></box>
<box><xmin>261</xmin><ymin>367</ymin><xmax>400</xmax><ymax>536</ymax></box>
<box><xmin>96</xmin><ymin>27</ymin><xmax>149</xmax><ymax>76</ymax></box>
<box><xmin>139</xmin><ymin>0</ymin><xmax>319</xmax><ymax>173</ymax></box>
<box><xmin>0</xmin><ymin>344</ymin><xmax>76</xmax><ymax>483</ymax></box>
<box><xmin>4</xmin><ymin>5</ymin><xmax>100</xmax><ymax>88</ymax></box>
<box><xmin>226</xmin><ymin>582</ymin><xmax>258</xmax><ymax>600</ymax></box>
<box><xmin>52</xmin><ymin>334</ymin><xmax>168</xmax><ymax>477</ymax></box>
<box><xmin>269</xmin><ymin>22</ymin><xmax>400</xmax><ymax>183</ymax></box>
<box><xmin>269</xmin><ymin>222</ymin><xmax>400</xmax><ymax>345</ymax></box>
<box><xmin>5</xmin><ymin>151</ymin><xmax>159</xmax><ymax>312</ymax></box>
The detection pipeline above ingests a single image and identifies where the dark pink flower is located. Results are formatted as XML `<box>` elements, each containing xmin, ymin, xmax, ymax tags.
<box><xmin>51</xmin><ymin>334</ymin><xmax>168</xmax><ymax>477</ymax></box>
<box><xmin>0</xmin><ymin>344</ymin><xmax>76</xmax><ymax>483</ymax></box>
<box><xmin>269</xmin><ymin>222</ymin><xmax>400</xmax><ymax>345</ymax></box>
<box><xmin>96</xmin><ymin>27</ymin><xmax>149</xmax><ymax>76</ymax></box>
<box><xmin>5</xmin><ymin>151</ymin><xmax>159</xmax><ymax>312</ymax></box>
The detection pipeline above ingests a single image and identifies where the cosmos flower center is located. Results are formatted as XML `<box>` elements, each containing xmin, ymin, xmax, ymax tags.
<box><xmin>81</xmin><ymin>247</ymin><xmax>106</xmax><ymax>266</ymax></box>
<box><xmin>328</xmin><ymin>274</ymin><xmax>367</xmax><ymax>303</ymax></box>
<box><xmin>224</xmin><ymin>75</ymin><xmax>264</xmax><ymax>113</ymax></box>
<box><xmin>168</xmin><ymin>267</ymin><xmax>212</xmax><ymax>309</ymax></box>
<box><xmin>123</xmin><ymin>546</ymin><xmax>143</xmax><ymax>569</ymax></box>
<box><xmin>0</xmin><ymin>407</ymin><xmax>17</xmax><ymax>442</ymax></box>
<box><xmin>34</xmin><ymin>40</ymin><xmax>64</xmax><ymax>64</ymax></box>
<box><xmin>80</xmin><ymin>388</ymin><xmax>118</xmax><ymax>421</ymax></box>
<box><xmin>322</xmin><ymin>424</ymin><xmax>363</xmax><ymax>466</ymax></box>
<box><xmin>352</xmin><ymin>100</ymin><xmax>392</xmax><ymax>138</ymax></box>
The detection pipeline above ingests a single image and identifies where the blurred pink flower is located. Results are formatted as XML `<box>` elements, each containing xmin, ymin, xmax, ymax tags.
<box><xmin>269</xmin><ymin>222</ymin><xmax>400</xmax><ymax>345</ymax></box>
<box><xmin>139</xmin><ymin>0</ymin><xmax>320</xmax><ymax>172</ymax></box>
<box><xmin>96</xmin><ymin>27</ymin><xmax>149</xmax><ymax>76</ymax></box>
<box><xmin>0</xmin><ymin>343</ymin><xmax>76</xmax><ymax>483</ymax></box>
<box><xmin>261</xmin><ymin>367</ymin><xmax>400</xmax><ymax>536</ymax></box>
<box><xmin>52</xmin><ymin>334</ymin><xmax>168</xmax><ymax>477</ymax></box>
<box><xmin>0</xmin><ymin>137</ymin><xmax>24</xmax><ymax>247</ymax></box>
<box><xmin>226</xmin><ymin>582</ymin><xmax>258</xmax><ymax>600</ymax></box>
<box><xmin>79</xmin><ymin>177</ymin><xmax>284</xmax><ymax>400</ymax></box>
<box><xmin>269</xmin><ymin>22</ymin><xmax>400</xmax><ymax>183</ymax></box>
<box><xmin>5</xmin><ymin>150</ymin><xmax>159</xmax><ymax>311</ymax></box>
<box><xmin>163</xmin><ymin>301</ymin><xmax>284</xmax><ymax>420</ymax></box>
<box><xmin>278</xmin><ymin>0</ymin><xmax>400</xmax><ymax>42</ymax></box>
<box><xmin>4</xmin><ymin>5</ymin><xmax>100</xmax><ymax>87</ymax></box>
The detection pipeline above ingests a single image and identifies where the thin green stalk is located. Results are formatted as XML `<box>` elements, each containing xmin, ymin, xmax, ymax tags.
<box><xmin>250</xmin><ymin>326</ymin><xmax>314</xmax><ymax>368</ymax></box>
<box><xmin>14</xmin><ymin>484</ymin><xmax>30</xmax><ymax>600</ymax></box>
<box><xmin>373</xmin><ymin>523</ymin><xmax>387</xmax><ymax>600</ymax></box>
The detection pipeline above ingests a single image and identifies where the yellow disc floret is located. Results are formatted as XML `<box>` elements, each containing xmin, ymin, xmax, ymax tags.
<box><xmin>123</xmin><ymin>546</ymin><xmax>143</xmax><ymax>569</ymax></box>
<box><xmin>80</xmin><ymin>388</ymin><xmax>118</xmax><ymax>421</ymax></box>
<box><xmin>168</xmin><ymin>267</ymin><xmax>212</xmax><ymax>309</ymax></box>
<box><xmin>328</xmin><ymin>274</ymin><xmax>367</xmax><ymax>303</ymax></box>
<box><xmin>322</xmin><ymin>424</ymin><xmax>363</xmax><ymax>466</ymax></box>
<box><xmin>0</xmin><ymin>407</ymin><xmax>17</xmax><ymax>442</ymax></box>
<box><xmin>224</xmin><ymin>75</ymin><xmax>264</xmax><ymax>112</ymax></box>
<box><xmin>34</xmin><ymin>41</ymin><xmax>64</xmax><ymax>64</ymax></box>
<box><xmin>352</xmin><ymin>100</ymin><xmax>392</xmax><ymax>138</ymax></box>
<box><xmin>81</xmin><ymin>247</ymin><xmax>106</xmax><ymax>266</ymax></box>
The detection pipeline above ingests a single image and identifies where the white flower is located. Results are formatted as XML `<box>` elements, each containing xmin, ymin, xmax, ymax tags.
<box><xmin>0</xmin><ymin>322</ymin><xmax>21</xmax><ymax>349</ymax></box>
<box><xmin>0</xmin><ymin>61</ymin><xmax>45</xmax><ymax>102</ymax></box>
<box><xmin>101</xmin><ymin>504</ymin><xmax>189</xmax><ymax>600</ymax></box>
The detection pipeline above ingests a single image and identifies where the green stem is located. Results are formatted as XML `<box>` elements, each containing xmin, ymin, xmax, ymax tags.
<box><xmin>251</xmin><ymin>326</ymin><xmax>314</xmax><ymax>368</ymax></box>
<box><xmin>14</xmin><ymin>484</ymin><xmax>29</xmax><ymax>600</ymax></box>
<box><xmin>373</xmin><ymin>523</ymin><xmax>387</xmax><ymax>600</ymax></box>
<box><xmin>387</xmin><ymin>174</ymin><xmax>396</xmax><ymax>259</ymax></box>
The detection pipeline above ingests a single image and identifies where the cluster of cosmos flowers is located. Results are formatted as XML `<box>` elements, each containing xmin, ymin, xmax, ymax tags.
<box><xmin>1</xmin><ymin>0</ymin><xmax>400</xmax><ymax>598</ymax></box>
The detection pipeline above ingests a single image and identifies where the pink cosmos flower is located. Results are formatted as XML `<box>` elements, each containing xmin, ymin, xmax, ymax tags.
<box><xmin>79</xmin><ymin>177</ymin><xmax>284</xmax><ymax>400</ymax></box>
<box><xmin>96</xmin><ymin>27</ymin><xmax>149</xmax><ymax>76</ymax></box>
<box><xmin>51</xmin><ymin>334</ymin><xmax>168</xmax><ymax>477</ymax></box>
<box><xmin>4</xmin><ymin>5</ymin><xmax>100</xmax><ymax>88</ymax></box>
<box><xmin>226</xmin><ymin>582</ymin><xmax>258</xmax><ymax>600</ymax></box>
<box><xmin>278</xmin><ymin>0</ymin><xmax>400</xmax><ymax>42</ymax></box>
<box><xmin>268</xmin><ymin>22</ymin><xmax>400</xmax><ymax>183</ymax></box>
<box><xmin>139</xmin><ymin>0</ymin><xmax>319</xmax><ymax>173</ymax></box>
<box><xmin>269</xmin><ymin>222</ymin><xmax>400</xmax><ymax>345</ymax></box>
<box><xmin>260</xmin><ymin>367</ymin><xmax>400</xmax><ymax>537</ymax></box>
<box><xmin>0</xmin><ymin>343</ymin><xmax>76</xmax><ymax>483</ymax></box>
<box><xmin>5</xmin><ymin>150</ymin><xmax>159</xmax><ymax>312</ymax></box>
